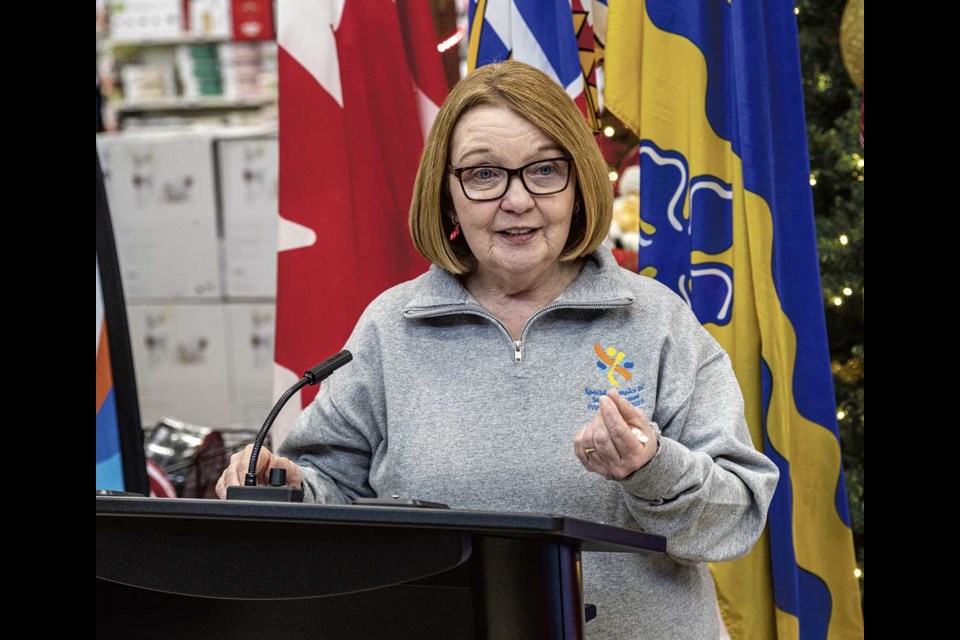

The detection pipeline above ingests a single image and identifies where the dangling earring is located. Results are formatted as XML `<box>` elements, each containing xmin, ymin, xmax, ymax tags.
<box><xmin>572</xmin><ymin>202</ymin><xmax>581</xmax><ymax>224</ymax></box>
<box><xmin>449</xmin><ymin>217</ymin><xmax>460</xmax><ymax>241</ymax></box>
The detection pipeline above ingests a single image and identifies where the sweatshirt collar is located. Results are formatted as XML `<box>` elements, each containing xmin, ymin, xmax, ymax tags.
<box><xmin>403</xmin><ymin>248</ymin><xmax>635</xmax><ymax>313</ymax></box>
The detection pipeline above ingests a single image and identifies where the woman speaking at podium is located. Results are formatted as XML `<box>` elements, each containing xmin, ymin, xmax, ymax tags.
<box><xmin>218</xmin><ymin>61</ymin><xmax>779</xmax><ymax>639</ymax></box>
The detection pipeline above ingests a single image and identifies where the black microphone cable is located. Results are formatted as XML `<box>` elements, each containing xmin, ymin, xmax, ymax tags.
<box><xmin>244</xmin><ymin>350</ymin><xmax>353</xmax><ymax>487</ymax></box>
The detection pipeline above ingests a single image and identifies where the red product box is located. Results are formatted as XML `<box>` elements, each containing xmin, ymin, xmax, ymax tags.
<box><xmin>230</xmin><ymin>0</ymin><xmax>275</xmax><ymax>40</ymax></box>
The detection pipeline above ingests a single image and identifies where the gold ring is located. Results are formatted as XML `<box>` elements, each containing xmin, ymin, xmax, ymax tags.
<box><xmin>584</xmin><ymin>447</ymin><xmax>597</xmax><ymax>455</ymax></box>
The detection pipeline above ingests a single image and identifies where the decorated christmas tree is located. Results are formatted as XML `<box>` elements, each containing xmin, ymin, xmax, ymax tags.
<box><xmin>799</xmin><ymin>0</ymin><xmax>864</xmax><ymax>592</ymax></box>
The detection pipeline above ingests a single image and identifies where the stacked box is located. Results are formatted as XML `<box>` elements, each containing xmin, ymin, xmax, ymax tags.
<box><xmin>109</xmin><ymin>0</ymin><xmax>183</xmax><ymax>41</ymax></box>
<box><xmin>127</xmin><ymin>304</ymin><xmax>231</xmax><ymax>428</ymax></box>
<box><xmin>97</xmin><ymin>131</ymin><xmax>222</xmax><ymax>300</ymax></box>
<box><xmin>188</xmin><ymin>0</ymin><xmax>232</xmax><ymax>39</ymax></box>
<box><xmin>120</xmin><ymin>64</ymin><xmax>176</xmax><ymax>103</ymax></box>
<box><xmin>177</xmin><ymin>44</ymin><xmax>223</xmax><ymax>99</ymax></box>
<box><xmin>100</xmin><ymin>127</ymin><xmax>282</xmax><ymax>430</ymax></box>
<box><xmin>217</xmin><ymin>134</ymin><xmax>278</xmax><ymax>297</ymax></box>
<box><xmin>224</xmin><ymin>303</ymin><xmax>276</xmax><ymax>428</ymax></box>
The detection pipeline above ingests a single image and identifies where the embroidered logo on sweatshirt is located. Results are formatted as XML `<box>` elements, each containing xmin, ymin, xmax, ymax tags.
<box><xmin>593</xmin><ymin>344</ymin><xmax>634</xmax><ymax>387</ymax></box>
<box><xmin>585</xmin><ymin>344</ymin><xmax>645</xmax><ymax>411</ymax></box>
<box><xmin>583</xmin><ymin>385</ymin><xmax>645</xmax><ymax>411</ymax></box>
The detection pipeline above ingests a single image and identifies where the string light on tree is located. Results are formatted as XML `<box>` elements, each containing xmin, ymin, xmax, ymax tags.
<box><xmin>839</xmin><ymin>234</ymin><xmax>849</xmax><ymax>245</ymax></box>
<box><xmin>854</xmin><ymin>568</ymin><xmax>862</xmax><ymax>579</ymax></box>
<box><xmin>794</xmin><ymin>7</ymin><xmax>800</xmax><ymax>15</ymax></box>
<box><xmin>831</xmin><ymin>356</ymin><xmax>863</xmax><ymax>385</ymax></box>
<box><xmin>832</xmin><ymin>296</ymin><xmax>843</xmax><ymax>306</ymax></box>
<box><xmin>837</xmin><ymin>409</ymin><xmax>847</xmax><ymax>420</ymax></box>
<box><xmin>609</xmin><ymin>170</ymin><xmax>619</xmax><ymax>182</ymax></box>
<box><xmin>843</xmin><ymin>287</ymin><xmax>853</xmax><ymax>296</ymax></box>
<box><xmin>603</xmin><ymin>126</ymin><xmax>615</xmax><ymax>137</ymax></box>
<box><xmin>809</xmin><ymin>174</ymin><xmax>817</xmax><ymax>186</ymax></box>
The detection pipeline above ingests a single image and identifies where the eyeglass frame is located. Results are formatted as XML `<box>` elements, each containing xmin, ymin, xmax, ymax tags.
<box><xmin>448</xmin><ymin>156</ymin><xmax>575</xmax><ymax>202</ymax></box>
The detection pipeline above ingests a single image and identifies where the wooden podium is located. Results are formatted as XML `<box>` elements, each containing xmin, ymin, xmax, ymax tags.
<box><xmin>97</xmin><ymin>496</ymin><xmax>665</xmax><ymax>639</ymax></box>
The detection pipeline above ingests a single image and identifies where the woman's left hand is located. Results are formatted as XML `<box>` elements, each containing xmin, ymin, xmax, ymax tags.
<box><xmin>574</xmin><ymin>389</ymin><xmax>658</xmax><ymax>480</ymax></box>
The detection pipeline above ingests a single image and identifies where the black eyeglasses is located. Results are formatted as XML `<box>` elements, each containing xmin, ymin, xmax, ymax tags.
<box><xmin>449</xmin><ymin>156</ymin><xmax>574</xmax><ymax>202</ymax></box>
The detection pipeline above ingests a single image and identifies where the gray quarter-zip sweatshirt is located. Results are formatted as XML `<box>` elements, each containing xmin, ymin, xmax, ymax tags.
<box><xmin>280</xmin><ymin>247</ymin><xmax>779</xmax><ymax>639</ymax></box>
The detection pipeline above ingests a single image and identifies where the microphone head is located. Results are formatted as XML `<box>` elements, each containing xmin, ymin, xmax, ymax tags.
<box><xmin>303</xmin><ymin>349</ymin><xmax>353</xmax><ymax>385</ymax></box>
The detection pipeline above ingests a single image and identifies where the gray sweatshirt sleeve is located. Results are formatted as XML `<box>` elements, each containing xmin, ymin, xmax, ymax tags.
<box><xmin>618</xmin><ymin>313</ymin><xmax>780</xmax><ymax>565</ymax></box>
<box><xmin>277</xmin><ymin>314</ymin><xmax>385</xmax><ymax>504</ymax></box>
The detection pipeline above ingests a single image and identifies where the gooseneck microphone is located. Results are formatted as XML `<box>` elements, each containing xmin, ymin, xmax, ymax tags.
<box><xmin>227</xmin><ymin>350</ymin><xmax>352</xmax><ymax>502</ymax></box>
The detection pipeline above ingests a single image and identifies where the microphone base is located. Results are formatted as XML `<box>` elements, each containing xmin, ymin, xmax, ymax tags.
<box><xmin>226</xmin><ymin>485</ymin><xmax>304</xmax><ymax>503</ymax></box>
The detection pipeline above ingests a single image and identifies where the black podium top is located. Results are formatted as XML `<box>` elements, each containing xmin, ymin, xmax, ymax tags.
<box><xmin>97</xmin><ymin>496</ymin><xmax>665</xmax><ymax>554</ymax></box>
<box><xmin>98</xmin><ymin>496</ymin><xmax>668</xmax><ymax>638</ymax></box>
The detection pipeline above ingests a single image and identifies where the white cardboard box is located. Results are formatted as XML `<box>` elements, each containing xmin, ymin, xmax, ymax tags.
<box><xmin>109</xmin><ymin>0</ymin><xmax>184</xmax><ymax>41</ymax></box>
<box><xmin>127</xmin><ymin>303</ymin><xmax>231</xmax><ymax>428</ymax></box>
<box><xmin>224</xmin><ymin>303</ymin><xmax>277</xmax><ymax>428</ymax></box>
<box><xmin>189</xmin><ymin>0</ymin><xmax>232</xmax><ymax>39</ymax></box>
<box><xmin>98</xmin><ymin>131</ymin><xmax>222</xmax><ymax>300</ymax></box>
<box><xmin>217</xmin><ymin>135</ymin><xmax>279</xmax><ymax>297</ymax></box>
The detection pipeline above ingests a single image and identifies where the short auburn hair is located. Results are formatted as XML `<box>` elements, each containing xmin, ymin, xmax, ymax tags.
<box><xmin>409</xmin><ymin>61</ymin><xmax>613</xmax><ymax>274</ymax></box>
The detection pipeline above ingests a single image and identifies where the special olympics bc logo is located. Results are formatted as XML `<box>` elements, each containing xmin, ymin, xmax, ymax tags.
<box><xmin>594</xmin><ymin>344</ymin><xmax>634</xmax><ymax>387</ymax></box>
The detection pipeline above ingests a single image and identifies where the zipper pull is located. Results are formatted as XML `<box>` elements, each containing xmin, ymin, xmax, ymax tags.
<box><xmin>514</xmin><ymin>340</ymin><xmax>523</xmax><ymax>363</ymax></box>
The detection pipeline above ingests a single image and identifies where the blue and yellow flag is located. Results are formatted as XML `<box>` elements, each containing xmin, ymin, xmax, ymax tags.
<box><xmin>606</xmin><ymin>2</ymin><xmax>863</xmax><ymax>638</ymax></box>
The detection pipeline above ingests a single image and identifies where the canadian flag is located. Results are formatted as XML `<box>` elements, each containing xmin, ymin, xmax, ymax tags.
<box><xmin>273</xmin><ymin>0</ymin><xmax>448</xmax><ymax>444</ymax></box>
